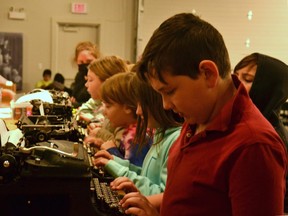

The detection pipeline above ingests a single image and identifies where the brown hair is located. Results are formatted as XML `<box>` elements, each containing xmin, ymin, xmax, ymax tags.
<box><xmin>234</xmin><ymin>53</ymin><xmax>258</xmax><ymax>72</ymax></box>
<box><xmin>131</xmin><ymin>73</ymin><xmax>181</xmax><ymax>146</ymax></box>
<box><xmin>102</xmin><ymin>72</ymin><xmax>181</xmax><ymax>147</ymax></box>
<box><xmin>88</xmin><ymin>55</ymin><xmax>129</xmax><ymax>82</ymax></box>
<box><xmin>101</xmin><ymin>72</ymin><xmax>137</xmax><ymax>119</ymax></box>
<box><xmin>136</xmin><ymin>13</ymin><xmax>231</xmax><ymax>83</ymax></box>
<box><xmin>74</xmin><ymin>41</ymin><xmax>101</xmax><ymax>62</ymax></box>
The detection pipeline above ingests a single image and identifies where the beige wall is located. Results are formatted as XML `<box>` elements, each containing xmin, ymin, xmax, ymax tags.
<box><xmin>1</xmin><ymin>0</ymin><xmax>288</xmax><ymax>92</ymax></box>
<box><xmin>0</xmin><ymin>0</ymin><xmax>137</xmax><ymax>92</ymax></box>
<box><xmin>137</xmin><ymin>0</ymin><xmax>288</xmax><ymax>69</ymax></box>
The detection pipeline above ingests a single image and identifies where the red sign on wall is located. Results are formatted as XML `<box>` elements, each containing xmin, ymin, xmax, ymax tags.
<box><xmin>71</xmin><ymin>3</ymin><xmax>87</xmax><ymax>14</ymax></box>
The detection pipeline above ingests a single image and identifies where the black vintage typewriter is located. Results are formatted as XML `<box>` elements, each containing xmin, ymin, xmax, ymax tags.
<box><xmin>0</xmin><ymin>119</ymin><xmax>128</xmax><ymax>216</ymax></box>
<box><xmin>86</xmin><ymin>145</ymin><xmax>127</xmax><ymax>216</ymax></box>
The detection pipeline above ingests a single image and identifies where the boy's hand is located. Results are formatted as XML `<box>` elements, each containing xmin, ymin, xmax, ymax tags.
<box><xmin>120</xmin><ymin>192</ymin><xmax>159</xmax><ymax>216</ymax></box>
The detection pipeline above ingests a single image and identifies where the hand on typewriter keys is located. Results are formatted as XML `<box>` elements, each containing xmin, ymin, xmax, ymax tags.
<box><xmin>99</xmin><ymin>140</ymin><xmax>117</xmax><ymax>150</ymax></box>
<box><xmin>93</xmin><ymin>150</ymin><xmax>114</xmax><ymax>167</ymax></box>
<box><xmin>110</xmin><ymin>177</ymin><xmax>139</xmax><ymax>193</ymax></box>
<box><xmin>120</xmin><ymin>192</ymin><xmax>159</xmax><ymax>216</ymax></box>
<box><xmin>87</xmin><ymin>122</ymin><xmax>102</xmax><ymax>135</ymax></box>
<box><xmin>84</xmin><ymin>136</ymin><xmax>104</xmax><ymax>149</ymax></box>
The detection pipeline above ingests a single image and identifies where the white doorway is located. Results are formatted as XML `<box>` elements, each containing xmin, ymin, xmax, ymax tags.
<box><xmin>51</xmin><ymin>18</ymin><xmax>100</xmax><ymax>87</ymax></box>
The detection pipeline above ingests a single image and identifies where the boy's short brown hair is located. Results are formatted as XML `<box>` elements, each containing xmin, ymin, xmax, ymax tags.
<box><xmin>137</xmin><ymin>13</ymin><xmax>231</xmax><ymax>82</ymax></box>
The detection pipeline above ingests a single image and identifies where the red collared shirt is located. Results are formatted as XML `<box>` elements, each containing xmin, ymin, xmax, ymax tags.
<box><xmin>161</xmin><ymin>76</ymin><xmax>287</xmax><ymax>216</ymax></box>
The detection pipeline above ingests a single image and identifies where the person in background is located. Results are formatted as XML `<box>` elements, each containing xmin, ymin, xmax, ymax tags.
<box><xmin>91</xmin><ymin>72</ymin><xmax>152</xmax><ymax>166</ymax></box>
<box><xmin>11</xmin><ymin>68</ymin><xmax>21</xmax><ymax>86</ymax></box>
<box><xmin>117</xmin><ymin>13</ymin><xmax>287</xmax><ymax>216</ymax></box>
<box><xmin>70</xmin><ymin>41</ymin><xmax>101</xmax><ymax>108</ymax></box>
<box><xmin>233</xmin><ymin>52</ymin><xmax>288</xmax><ymax>212</ymax></box>
<box><xmin>78</xmin><ymin>56</ymin><xmax>129</xmax><ymax>125</ymax></box>
<box><xmin>80</xmin><ymin>55</ymin><xmax>129</xmax><ymax>146</ymax></box>
<box><xmin>35</xmin><ymin>69</ymin><xmax>52</xmax><ymax>89</ymax></box>
<box><xmin>1</xmin><ymin>64</ymin><xmax>12</xmax><ymax>83</ymax></box>
<box><xmin>45</xmin><ymin>72</ymin><xmax>72</xmax><ymax>95</ymax></box>
<box><xmin>93</xmin><ymin>72</ymin><xmax>181</xmax><ymax>197</ymax></box>
<box><xmin>234</xmin><ymin>53</ymin><xmax>288</xmax><ymax>148</ymax></box>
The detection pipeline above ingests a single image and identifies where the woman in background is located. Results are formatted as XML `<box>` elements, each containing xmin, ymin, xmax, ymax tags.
<box><xmin>234</xmin><ymin>53</ymin><xmax>288</xmax><ymax>148</ymax></box>
<box><xmin>70</xmin><ymin>41</ymin><xmax>100</xmax><ymax>107</ymax></box>
<box><xmin>234</xmin><ymin>52</ymin><xmax>288</xmax><ymax>212</ymax></box>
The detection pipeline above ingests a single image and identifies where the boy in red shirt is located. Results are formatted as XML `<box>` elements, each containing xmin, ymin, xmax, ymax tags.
<box><xmin>119</xmin><ymin>13</ymin><xmax>287</xmax><ymax>216</ymax></box>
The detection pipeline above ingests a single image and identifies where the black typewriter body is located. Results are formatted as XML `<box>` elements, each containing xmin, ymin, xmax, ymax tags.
<box><xmin>0</xmin><ymin>90</ymin><xmax>128</xmax><ymax>216</ymax></box>
<box><xmin>0</xmin><ymin>139</ymin><xmax>127</xmax><ymax>216</ymax></box>
<box><xmin>0</xmin><ymin>139</ymin><xmax>94</xmax><ymax>216</ymax></box>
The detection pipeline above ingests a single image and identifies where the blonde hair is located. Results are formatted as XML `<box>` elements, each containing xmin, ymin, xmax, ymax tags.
<box><xmin>74</xmin><ymin>41</ymin><xmax>101</xmax><ymax>62</ymax></box>
<box><xmin>127</xmin><ymin>63</ymin><xmax>136</xmax><ymax>71</ymax></box>
<box><xmin>88</xmin><ymin>55</ymin><xmax>129</xmax><ymax>81</ymax></box>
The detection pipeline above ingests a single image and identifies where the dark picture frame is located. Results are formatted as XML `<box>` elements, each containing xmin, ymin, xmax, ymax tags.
<box><xmin>0</xmin><ymin>32</ymin><xmax>23</xmax><ymax>91</ymax></box>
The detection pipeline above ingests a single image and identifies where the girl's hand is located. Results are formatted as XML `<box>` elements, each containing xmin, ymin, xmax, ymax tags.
<box><xmin>110</xmin><ymin>177</ymin><xmax>139</xmax><ymax>192</ymax></box>
<box><xmin>87</xmin><ymin>122</ymin><xmax>102</xmax><ymax>134</ymax></box>
<box><xmin>93</xmin><ymin>150</ymin><xmax>113</xmax><ymax>167</ymax></box>
<box><xmin>100</xmin><ymin>140</ymin><xmax>116</xmax><ymax>150</ymax></box>
<box><xmin>84</xmin><ymin>136</ymin><xmax>104</xmax><ymax>149</ymax></box>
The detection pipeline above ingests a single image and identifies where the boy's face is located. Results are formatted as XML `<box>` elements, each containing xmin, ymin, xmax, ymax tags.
<box><xmin>149</xmin><ymin>71</ymin><xmax>214</xmax><ymax>125</ymax></box>
<box><xmin>43</xmin><ymin>74</ymin><xmax>51</xmax><ymax>82</ymax></box>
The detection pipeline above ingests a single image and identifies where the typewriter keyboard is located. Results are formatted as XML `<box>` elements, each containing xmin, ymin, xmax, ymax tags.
<box><xmin>86</xmin><ymin>144</ymin><xmax>127</xmax><ymax>215</ymax></box>
<box><xmin>91</xmin><ymin>177</ymin><xmax>127</xmax><ymax>216</ymax></box>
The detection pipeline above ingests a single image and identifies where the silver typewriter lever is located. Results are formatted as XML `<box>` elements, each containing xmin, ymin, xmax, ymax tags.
<box><xmin>19</xmin><ymin>144</ymin><xmax>78</xmax><ymax>159</ymax></box>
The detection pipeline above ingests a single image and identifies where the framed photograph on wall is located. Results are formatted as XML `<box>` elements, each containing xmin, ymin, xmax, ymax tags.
<box><xmin>0</xmin><ymin>32</ymin><xmax>23</xmax><ymax>91</ymax></box>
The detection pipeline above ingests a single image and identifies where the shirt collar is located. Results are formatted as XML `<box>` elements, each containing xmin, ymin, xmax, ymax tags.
<box><xmin>189</xmin><ymin>75</ymin><xmax>249</xmax><ymax>134</ymax></box>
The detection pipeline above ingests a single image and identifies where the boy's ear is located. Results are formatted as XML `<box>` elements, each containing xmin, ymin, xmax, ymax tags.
<box><xmin>199</xmin><ymin>60</ymin><xmax>219</xmax><ymax>88</ymax></box>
